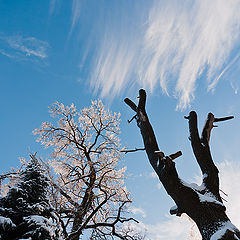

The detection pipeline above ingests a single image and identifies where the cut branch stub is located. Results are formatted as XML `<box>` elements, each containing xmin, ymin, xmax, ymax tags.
<box><xmin>124</xmin><ymin>98</ymin><xmax>137</xmax><ymax>112</ymax></box>
<box><xmin>185</xmin><ymin>111</ymin><xmax>234</xmax><ymax>201</ymax></box>
<box><xmin>125</xmin><ymin>90</ymin><xmax>240</xmax><ymax>239</ymax></box>
<box><xmin>169</xmin><ymin>151</ymin><xmax>182</xmax><ymax>161</ymax></box>
<box><xmin>124</xmin><ymin>89</ymin><xmax>184</xmax><ymax>188</ymax></box>
<box><xmin>201</xmin><ymin>112</ymin><xmax>215</xmax><ymax>145</ymax></box>
<box><xmin>125</xmin><ymin>89</ymin><xmax>160</xmax><ymax>172</ymax></box>
<box><xmin>154</xmin><ymin>151</ymin><xmax>165</xmax><ymax>159</ymax></box>
<box><xmin>124</xmin><ymin>89</ymin><xmax>146</xmax><ymax>113</ymax></box>
<box><xmin>214</xmin><ymin>116</ymin><xmax>234</xmax><ymax>122</ymax></box>
<box><xmin>186</xmin><ymin>111</ymin><xmax>220</xmax><ymax>197</ymax></box>
<box><xmin>170</xmin><ymin>205</ymin><xmax>183</xmax><ymax>217</ymax></box>
<box><xmin>138</xmin><ymin>89</ymin><xmax>146</xmax><ymax>112</ymax></box>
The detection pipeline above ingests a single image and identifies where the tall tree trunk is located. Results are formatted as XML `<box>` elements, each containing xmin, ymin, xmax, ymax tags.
<box><xmin>125</xmin><ymin>89</ymin><xmax>240</xmax><ymax>240</ymax></box>
<box><xmin>69</xmin><ymin>164</ymin><xmax>96</xmax><ymax>240</ymax></box>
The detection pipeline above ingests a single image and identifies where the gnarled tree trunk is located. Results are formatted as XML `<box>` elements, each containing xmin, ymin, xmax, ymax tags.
<box><xmin>125</xmin><ymin>89</ymin><xmax>240</xmax><ymax>240</ymax></box>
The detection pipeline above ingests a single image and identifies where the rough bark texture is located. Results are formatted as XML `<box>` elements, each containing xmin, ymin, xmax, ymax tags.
<box><xmin>69</xmin><ymin>166</ymin><xmax>95</xmax><ymax>240</ymax></box>
<box><xmin>125</xmin><ymin>89</ymin><xmax>240</xmax><ymax>240</ymax></box>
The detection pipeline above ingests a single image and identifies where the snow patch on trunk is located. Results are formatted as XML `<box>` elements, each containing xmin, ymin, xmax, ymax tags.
<box><xmin>180</xmin><ymin>178</ymin><xmax>224</xmax><ymax>207</ymax></box>
<box><xmin>197</xmin><ymin>191</ymin><xmax>224</xmax><ymax>207</ymax></box>
<box><xmin>210</xmin><ymin>221</ymin><xmax>239</xmax><ymax>240</ymax></box>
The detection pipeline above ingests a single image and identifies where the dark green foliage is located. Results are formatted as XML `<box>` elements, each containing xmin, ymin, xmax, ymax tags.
<box><xmin>0</xmin><ymin>156</ymin><xmax>62</xmax><ymax>240</ymax></box>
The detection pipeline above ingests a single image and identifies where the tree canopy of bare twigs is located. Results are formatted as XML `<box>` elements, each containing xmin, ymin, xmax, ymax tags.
<box><xmin>33</xmin><ymin>100</ymin><xmax>144</xmax><ymax>240</ymax></box>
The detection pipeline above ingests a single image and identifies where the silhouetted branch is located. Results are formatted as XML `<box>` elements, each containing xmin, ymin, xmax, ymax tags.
<box><xmin>169</xmin><ymin>151</ymin><xmax>182</xmax><ymax>160</ymax></box>
<box><xmin>214</xmin><ymin>116</ymin><xmax>234</xmax><ymax>122</ymax></box>
<box><xmin>121</xmin><ymin>148</ymin><xmax>145</xmax><ymax>154</ymax></box>
<box><xmin>124</xmin><ymin>89</ymin><xmax>240</xmax><ymax>239</ymax></box>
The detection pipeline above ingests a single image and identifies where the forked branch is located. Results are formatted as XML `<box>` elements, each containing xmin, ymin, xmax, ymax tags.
<box><xmin>124</xmin><ymin>90</ymin><xmax>195</xmax><ymax>205</ymax></box>
<box><xmin>185</xmin><ymin>111</ymin><xmax>234</xmax><ymax>199</ymax></box>
<box><xmin>201</xmin><ymin>113</ymin><xmax>234</xmax><ymax>144</ymax></box>
<box><xmin>125</xmin><ymin>89</ymin><xmax>239</xmax><ymax>240</ymax></box>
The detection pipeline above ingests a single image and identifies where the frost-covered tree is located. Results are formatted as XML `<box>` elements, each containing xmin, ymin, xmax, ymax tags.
<box><xmin>0</xmin><ymin>168</ymin><xmax>21</xmax><ymax>197</ymax></box>
<box><xmin>0</xmin><ymin>154</ymin><xmax>62</xmax><ymax>240</ymax></box>
<box><xmin>34</xmin><ymin>100</ymin><xmax>143</xmax><ymax>240</ymax></box>
<box><xmin>125</xmin><ymin>89</ymin><xmax>240</xmax><ymax>240</ymax></box>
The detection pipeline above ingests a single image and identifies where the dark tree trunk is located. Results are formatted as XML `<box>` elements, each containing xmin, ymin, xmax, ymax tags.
<box><xmin>124</xmin><ymin>89</ymin><xmax>240</xmax><ymax>240</ymax></box>
<box><xmin>69</xmin><ymin>164</ymin><xmax>96</xmax><ymax>240</ymax></box>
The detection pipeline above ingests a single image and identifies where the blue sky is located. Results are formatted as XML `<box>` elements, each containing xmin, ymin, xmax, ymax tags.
<box><xmin>1</xmin><ymin>0</ymin><xmax>240</xmax><ymax>239</ymax></box>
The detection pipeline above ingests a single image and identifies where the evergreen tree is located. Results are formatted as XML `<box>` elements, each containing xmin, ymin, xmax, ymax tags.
<box><xmin>0</xmin><ymin>154</ymin><xmax>62</xmax><ymax>240</ymax></box>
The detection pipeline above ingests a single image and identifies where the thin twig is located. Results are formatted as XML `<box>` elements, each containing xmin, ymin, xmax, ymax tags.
<box><xmin>220</xmin><ymin>189</ymin><xmax>228</xmax><ymax>197</ymax></box>
<box><xmin>120</xmin><ymin>148</ymin><xmax>145</xmax><ymax>154</ymax></box>
<box><xmin>127</xmin><ymin>114</ymin><xmax>137</xmax><ymax>123</ymax></box>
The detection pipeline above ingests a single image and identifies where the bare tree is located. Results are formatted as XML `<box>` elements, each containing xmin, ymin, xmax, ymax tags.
<box><xmin>34</xmin><ymin>100</ymin><xmax>144</xmax><ymax>240</ymax></box>
<box><xmin>124</xmin><ymin>89</ymin><xmax>240</xmax><ymax>240</ymax></box>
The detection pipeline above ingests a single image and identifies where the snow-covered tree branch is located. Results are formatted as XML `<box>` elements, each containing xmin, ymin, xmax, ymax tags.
<box><xmin>125</xmin><ymin>89</ymin><xmax>240</xmax><ymax>240</ymax></box>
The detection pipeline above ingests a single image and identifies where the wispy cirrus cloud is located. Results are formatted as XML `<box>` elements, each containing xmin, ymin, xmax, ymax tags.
<box><xmin>49</xmin><ymin>0</ymin><xmax>57</xmax><ymax>15</ymax></box>
<box><xmin>127</xmin><ymin>214</ymin><xmax>201</xmax><ymax>240</ymax></box>
<box><xmin>218</xmin><ymin>161</ymin><xmax>240</xmax><ymax>228</ymax></box>
<box><xmin>78</xmin><ymin>0</ymin><xmax>240</xmax><ymax>109</ymax></box>
<box><xmin>91</xmin><ymin>33</ymin><xmax>140</xmax><ymax>97</ymax></box>
<box><xmin>71</xmin><ymin>0</ymin><xmax>82</xmax><ymax>32</ymax></box>
<box><xmin>142</xmin><ymin>0</ymin><xmax>240</xmax><ymax>109</ymax></box>
<box><xmin>0</xmin><ymin>33</ymin><xmax>50</xmax><ymax>63</ymax></box>
<box><xmin>130</xmin><ymin>206</ymin><xmax>147</xmax><ymax>218</ymax></box>
<box><xmin>145</xmin><ymin>215</ymin><xmax>201</xmax><ymax>240</ymax></box>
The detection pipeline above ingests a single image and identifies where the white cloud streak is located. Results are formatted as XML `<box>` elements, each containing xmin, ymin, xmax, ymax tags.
<box><xmin>128</xmin><ymin>214</ymin><xmax>200</xmax><ymax>240</ymax></box>
<box><xmin>218</xmin><ymin>161</ymin><xmax>240</xmax><ymax>229</ymax></box>
<box><xmin>85</xmin><ymin>0</ymin><xmax>240</xmax><ymax>109</ymax></box>
<box><xmin>142</xmin><ymin>0</ymin><xmax>240</xmax><ymax>109</ymax></box>
<box><xmin>130</xmin><ymin>206</ymin><xmax>147</xmax><ymax>218</ymax></box>
<box><xmin>49</xmin><ymin>0</ymin><xmax>57</xmax><ymax>15</ymax></box>
<box><xmin>71</xmin><ymin>0</ymin><xmax>82</xmax><ymax>32</ymax></box>
<box><xmin>0</xmin><ymin>34</ymin><xmax>49</xmax><ymax>62</ymax></box>
<box><xmin>91</xmin><ymin>33</ymin><xmax>139</xmax><ymax>98</ymax></box>
<box><xmin>145</xmin><ymin>215</ymin><xmax>201</xmax><ymax>240</ymax></box>
<box><xmin>208</xmin><ymin>53</ymin><xmax>240</xmax><ymax>91</ymax></box>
